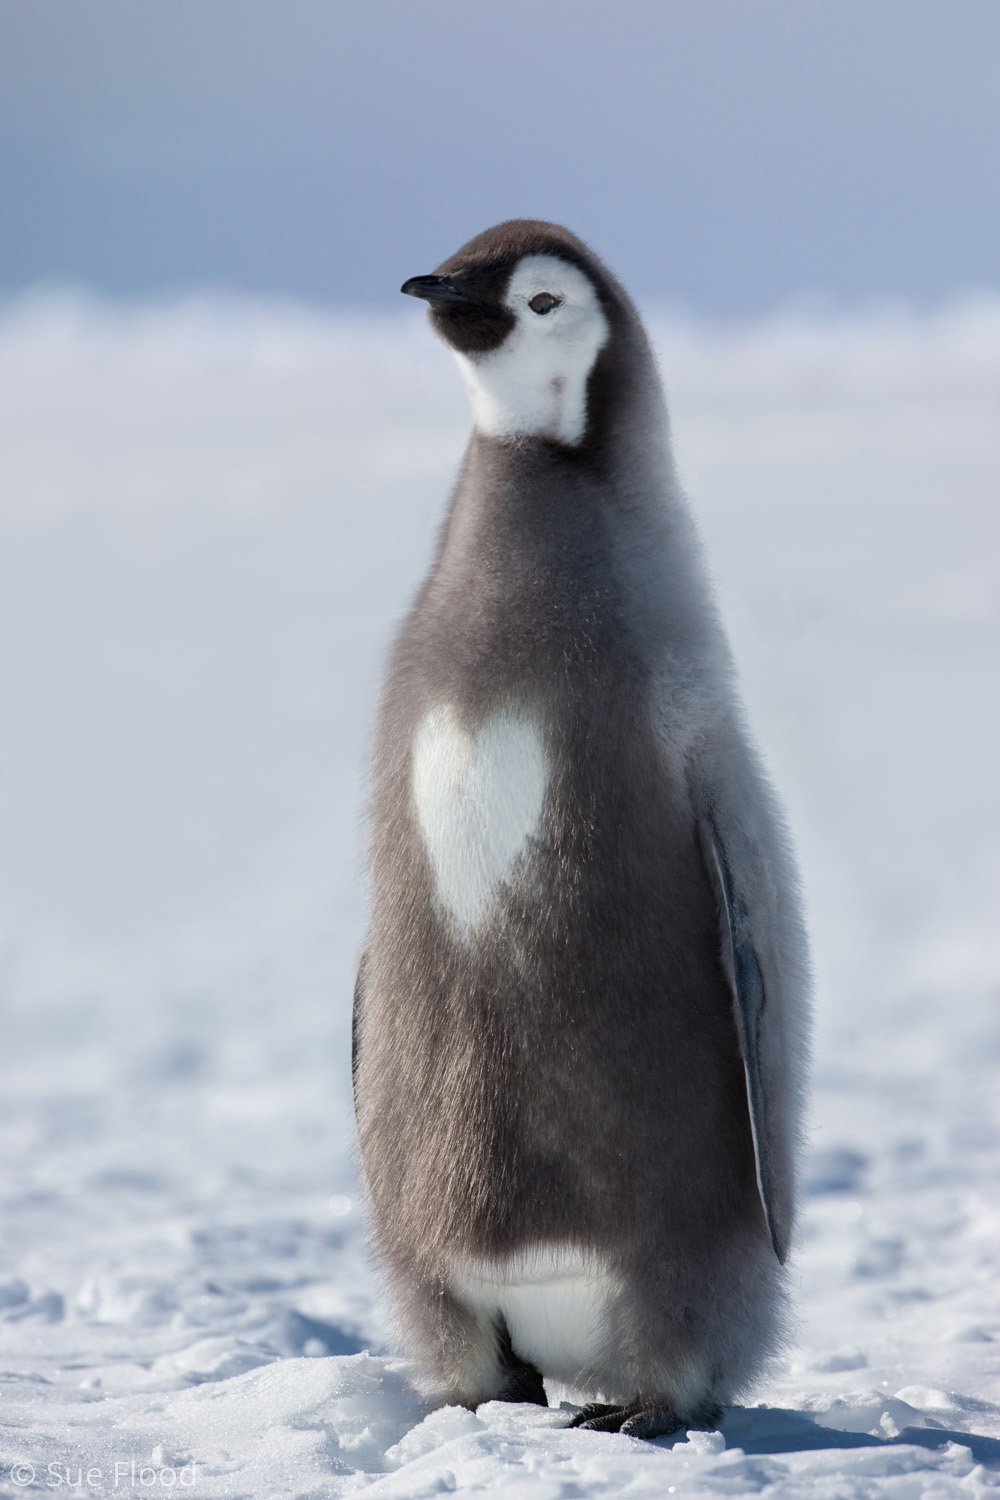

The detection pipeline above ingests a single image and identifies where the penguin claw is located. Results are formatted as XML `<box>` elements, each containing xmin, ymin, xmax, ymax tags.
<box><xmin>566</xmin><ymin>1402</ymin><xmax>625</xmax><ymax>1429</ymax></box>
<box><xmin>568</xmin><ymin>1402</ymin><xmax>684</xmax><ymax>1439</ymax></box>
<box><xmin>620</xmin><ymin>1406</ymin><xmax>685</xmax><ymax>1439</ymax></box>
<box><xmin>578</xmin><ymin>1406</ymin><xmax>632</xmax><ymax>1433</ymax></box>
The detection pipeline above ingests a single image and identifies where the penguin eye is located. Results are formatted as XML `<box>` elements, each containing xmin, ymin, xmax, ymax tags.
<box><xmin>528</xmin><ymin>292</ymin><xmax>561</xmax><ymax>315</ymax></box>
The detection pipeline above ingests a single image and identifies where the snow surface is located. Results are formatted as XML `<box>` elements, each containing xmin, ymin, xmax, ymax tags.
<box><xmin>0</xmin><ymin>289</ymin><xmax>998</xmax><ymax>1497</ymax></box>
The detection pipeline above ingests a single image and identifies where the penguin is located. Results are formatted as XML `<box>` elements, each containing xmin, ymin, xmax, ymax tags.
<box><xmin>353</xmin><ymin>220</ymin><xmax>810</xmax><ymax>1440</ymax></box>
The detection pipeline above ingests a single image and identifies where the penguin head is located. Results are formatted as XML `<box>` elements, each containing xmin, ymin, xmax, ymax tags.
<box><xmin>402</xmin><ymin>221</ymin><xmax>644</xmax><ymax>450</ymax></box>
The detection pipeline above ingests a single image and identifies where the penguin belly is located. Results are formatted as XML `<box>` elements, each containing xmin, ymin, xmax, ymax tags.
<box><xmin>367</xmin><ymin>682</ymin><xmax>771</xmax><ymax>1416</ymax></box>
<box><xmin>411</xmin><ymin>697</ymin><xmax>615</xmax><ymax>1380</ymax></box>
<box><xmin>449</xmin><ymin>1247</ymin><xmax>616</xmax><ymax>1384</ymax></box>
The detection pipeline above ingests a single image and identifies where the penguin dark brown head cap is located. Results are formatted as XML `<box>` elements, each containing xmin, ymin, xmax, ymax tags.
<box><xmin>356</xmin><ymin>220</ymin><xmax>811</xmax><ymax>1440</ymax></box>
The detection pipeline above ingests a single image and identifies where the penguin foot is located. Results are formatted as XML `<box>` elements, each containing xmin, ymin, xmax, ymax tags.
<box><xmin>566</xmin><ymin>1404</ymin><xmax>629</xmax><ymax>1428</ymax></box>
<box><xmin>567</xmin><ymin>1402</ymin><xmax>684</xmax><ymax>1439</ymax></box>
<box><xmin>619</xmin><ymin>1406</ymin><xmax>685</xmax><ymax>1440</ymax></box>
<box><xmin>491</xmin><ymin>1318</ymin><xmax>548</xmax><ymax>1407</ymax></box>
<box><xmin>493</xmin><ymin>1359</ymin><xmax>547</xmax><ymax>1406</ymax></box>
<box><xmin>566</xmin><ymin>1402</ymin><xmax>624</xmax><ymax>1429</ymax></box>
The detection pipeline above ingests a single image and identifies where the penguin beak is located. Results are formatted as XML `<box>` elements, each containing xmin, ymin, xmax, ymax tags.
<box><xmin>400</xmin><ymin>275</ymin><xmax>469</xmax><ymax>306</ymax></box>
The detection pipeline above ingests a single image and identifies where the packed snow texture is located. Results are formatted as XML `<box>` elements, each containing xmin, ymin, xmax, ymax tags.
<box><xmin>0</xmin><ymin>291</ymin><xmax>998</xmax><ymax>1497</ymax></box>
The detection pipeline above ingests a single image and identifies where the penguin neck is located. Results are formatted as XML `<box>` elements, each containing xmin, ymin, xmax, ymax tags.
<box><xmin>441</xmin><ymin>433</ymin><xmax>613</xmax><ymax>576</ymax></box>
<box><xmin>428</xmin><ymin>421</ymin><xmax>724</xmax><ymax>679</ymax></box>
<box><xmin>439</xmin><ymin>377</ymin><xmax>676</xmax><ymax>562</ymax></box>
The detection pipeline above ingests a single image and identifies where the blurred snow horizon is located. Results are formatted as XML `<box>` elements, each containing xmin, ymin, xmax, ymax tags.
<box><xmin>2</xmin><ymin>283</ymin><xmax>997</xmax><ymax>1019</ymax></box>
<box><xmin>0</xmin><ymin>288</ymin><xmax>998</xmax><ymax>1495</ymax></box>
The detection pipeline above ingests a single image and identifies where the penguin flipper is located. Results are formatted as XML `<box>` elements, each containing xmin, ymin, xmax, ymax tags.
<box><xmin>352</xmin><ymin>950</ymin><xmax>368</xmax><ymax>1115</ymax></box>
<box><xmin>704</xmin><ymin>819</ymin><xmax>785</xmax><ymax>1263</ymax></box>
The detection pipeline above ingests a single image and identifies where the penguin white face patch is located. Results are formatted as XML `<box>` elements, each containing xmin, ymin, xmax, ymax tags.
<box><xmin>452</xmin><ymin>254</ymin><xmax>610</xmax><ymax>446</ymax></box>
<box><xmin>411</xmin><ymin>703</ymin><xmax>548</xmax><ymax>940</ymax></box>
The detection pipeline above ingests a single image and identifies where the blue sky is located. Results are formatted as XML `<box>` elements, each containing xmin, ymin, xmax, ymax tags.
<box><xmin>2</xmin><ymin>0</ymin><xmax>998</xmax><ymax>312</ymax></box>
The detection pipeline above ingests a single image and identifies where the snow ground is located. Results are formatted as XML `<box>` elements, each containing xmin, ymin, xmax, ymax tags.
<box><xmin>0</xmin><ymin>290</ymin><xmax>998</xmax><ymax>1497</ymax></box>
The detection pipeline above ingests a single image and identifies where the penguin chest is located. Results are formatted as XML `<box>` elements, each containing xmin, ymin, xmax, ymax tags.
<box><xmin>411</xmin><ymin>703</ymin><xmax>549</xmax><ymax>940</ymax></box>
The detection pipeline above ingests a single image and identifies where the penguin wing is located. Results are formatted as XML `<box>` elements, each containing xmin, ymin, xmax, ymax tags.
<box><xmin>694</xmin><ymin>737</ymin><xmax>809</xmax><ymax>1266</ymax></box>
<box><xmin>351</xmin><ymin>951</ymin><xmax>368</xmax><ymax>1116</ymax></box>
<box><xmin>703</xmin><ymin>816</ymin><xmax>784</xmax><ymax>1261</ymax></box>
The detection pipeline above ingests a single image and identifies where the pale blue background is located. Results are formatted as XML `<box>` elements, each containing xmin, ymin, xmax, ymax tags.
<box><xmin>2</xmin><ymin>0</ymin><xmax>998</xmax><ymax>311</ymax></box>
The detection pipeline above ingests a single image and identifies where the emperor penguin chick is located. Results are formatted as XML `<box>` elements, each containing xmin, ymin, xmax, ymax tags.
<box><xmin>354</xmin><ymin>220</ymin><xmax>811</xmax><ymax>1439</ymax></box>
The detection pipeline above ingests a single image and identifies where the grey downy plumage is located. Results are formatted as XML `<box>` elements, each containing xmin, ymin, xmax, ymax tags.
<box><xmin>354</xmin><ymin>220</ymin><xmax>811</xmax><ymax>1439</ymax></box>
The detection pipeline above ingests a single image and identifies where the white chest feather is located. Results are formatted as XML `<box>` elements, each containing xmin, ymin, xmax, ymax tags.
<box><xmin>450</xmin><ymin>1246</ymin><xmax>616</xmax><ymax>1383</ymax></box>
<box><xmin>411</xmin><ymin>703</ymin><xmax>548</xmax><ymax>940</ymax></box>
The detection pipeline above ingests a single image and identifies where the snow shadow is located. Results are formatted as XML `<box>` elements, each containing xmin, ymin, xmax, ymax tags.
<box><xmin>281</xmin><ymin>1310</ymin><xmax>368</xmax><ymax>1358</ymax></box>
<box><xmin>713</xmin><ymin>1405</ymin><xmax>1000</xmax><ymax>1466</ymax></box>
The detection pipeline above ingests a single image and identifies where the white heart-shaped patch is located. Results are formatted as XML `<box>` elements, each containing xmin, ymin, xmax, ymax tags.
<box><xmin>411</xmin><ymin>703</ymin><xmax>549</xmax><ymax>940</ymax></box>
